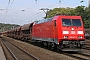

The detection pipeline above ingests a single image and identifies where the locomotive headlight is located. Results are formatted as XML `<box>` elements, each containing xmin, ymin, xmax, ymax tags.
<box><xmin>78</xmin><ymin>36</ymin><xmax>82</xmax><ymax>39</ymax></box>
<box><xmin>63</xmin><ymin>31</ymin><xmax>69</xmax><ymax>34</ymax></box>
<box><xmin>77</xmin><ymin>31</ymin><xmax>83</xmax><ymax>34</ymax></box>
<box><xmin>63</xmin><ymin>36</ymin><xmax>68</xmax><ymax>39</ymax></box>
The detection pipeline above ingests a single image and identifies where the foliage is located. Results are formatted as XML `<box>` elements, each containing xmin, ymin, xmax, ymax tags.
<box><xmin>47</xmin><ymin>6</ymin><xmax>90</xmax><ymax>28</ymax></box>
<box><xmin>0</xmin><ymin>23</ymin><xmax>20</xmax><ymax>32</ymax></box>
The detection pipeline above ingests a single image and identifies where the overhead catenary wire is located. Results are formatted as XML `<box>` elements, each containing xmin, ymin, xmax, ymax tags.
<box><xmin>6</xmin><ymin>0</ymin><xmax>10</xmax><ymax>9</ymax></box>
<box><xmin>48</xmin><ymin>0</ymin><xmax>63</xmax><ymax>8</ymax></box>
<box><xmin>3</xmin><ymin>0</ymin><xmax>14</xmax><ymax>22</ymax></box>
<box><xmin>1</xmin><ymin>0</ymin><xmax>11</xmax><ymax>22</ymax></box>
<box><xmin>48</xmin><ymin>2</ymin><xmax>60</xmax><ymax>8</ymax></box>
<box><xmin>9</xmin><ymin>0</ymin><xmax>14</xmax><ymax>9</ymax></box>
<box><xmin>35</xmin><ymin>0</ymin><xmax>37</xmax><ymax>3</ymax></box>
<box><xmin>19</xmin><ymin>0</ymin><xmax>64</xmax><ymax>24</ymax></box>
<box><xmin>24</xmin><ymin>0</ymin><xmax>63</xmax><ymax>23</ymax></box>
<box><xmin>3</xmin><ymin>0</ymin><xmax>63</xmax><ymax>25</ymax></box>
<box><xmin>4</xmin><ymin>0</ymin><xmax>39</xmax><ymax>25</ymax></box>
<box><xmin>59</xmin><ymin>0</ymin><xmax>62</xmax><ymax>8</ymax></box>
<box><xmin>20</xmin><ymin>0</ymin><xmax>39</xmax><ymax>23</ymax></box>
<box><xmin>29</xmin><ymin>2</ymin><xmax>37</xmax><ymax>9</ymax></box>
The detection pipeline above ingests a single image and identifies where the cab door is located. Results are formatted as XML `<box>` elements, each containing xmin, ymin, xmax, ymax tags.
<box><xmin>52</xmin><ymin>20</ymin><xmax>58</xmax><ymax>39</ymax></box>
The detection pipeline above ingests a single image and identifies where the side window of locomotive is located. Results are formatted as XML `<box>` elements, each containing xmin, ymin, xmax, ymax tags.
<box><xmin>54</xmin><ymin>20</ymin><xmax>56</xmax><ymax>27</ymax></box>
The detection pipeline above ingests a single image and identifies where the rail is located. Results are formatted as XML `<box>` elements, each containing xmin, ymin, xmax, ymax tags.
<box><xmin>1</xmin><ymin>39</ymin><xmax>39</xmax><ymax>60</ymax></box>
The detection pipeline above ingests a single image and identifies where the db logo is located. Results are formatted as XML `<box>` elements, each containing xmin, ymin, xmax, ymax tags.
<box><xmin>71</xmin><ymin>31</ymin><xmax>75</xmax><ymax>34</ymax></box>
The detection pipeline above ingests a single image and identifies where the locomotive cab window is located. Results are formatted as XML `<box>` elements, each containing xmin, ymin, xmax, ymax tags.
<box><xmin>72</xmin><ymin>19</ymin><xmax>82</xmax><ymax>26</ymax></box>
<box><xmin>62</xmin><ymin>19</ymin><xmax>82</xmax><ymax>26</ymax></box>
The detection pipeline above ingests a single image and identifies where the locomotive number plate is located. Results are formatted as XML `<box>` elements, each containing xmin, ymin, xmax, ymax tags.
<box><xmin>71</xmin><ymin>31</ymin><xmax>75</xmax><ymax>34</ymax></box>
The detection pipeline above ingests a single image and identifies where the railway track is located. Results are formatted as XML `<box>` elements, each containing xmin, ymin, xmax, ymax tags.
<box><xmin>83</xmin><ymin>46</ymin><xmax>90</xmax><ymax>50</ymax></box>
<box><xmin>61</xmin><ymin>51</ymin><xmax>90</xmax><ymax>60</ymax></box>
<box><xmin>1</xmin><ymin>39</ymin><xmax>39</xmax><ymax>60</ymax></box>
<box><xmin>1</xmin><ymin>37</ymin><xmax>90</xmax><ymax>60</ymax></box>
<box><xmin>25</xmin><ymin>41</ymin><xmax>90</xmax><ymax>60</ymax></box>
<box><xmin>85</xmin><ymin>39</ymin><xmax>90</xmax><ymax>50</ymax></box>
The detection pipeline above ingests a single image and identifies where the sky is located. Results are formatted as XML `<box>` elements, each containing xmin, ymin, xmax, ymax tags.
<box><xmin>0</xmin><ymin>0</ymin><xmax>88</xmax><ymax>25</ymax></box>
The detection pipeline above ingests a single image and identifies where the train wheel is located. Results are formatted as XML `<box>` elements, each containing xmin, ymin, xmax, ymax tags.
<box><xmin>38</xmin><ymin>42</ymin><xmax>42</xmax><ymax>47</ymax></box>
<box><xmin>51</xmin><ymin>43</ymin><xmax>55</xmax><ymax>50</ymax></box>
<box><xmin>47</xmin><ymin>42</ymin><xmax>51</xmax><ymax>49</ymax></box>
<box><xmin>43</xmin><ymin>42</ymin><xmax>48</xmax><ymax>47</ymax></box>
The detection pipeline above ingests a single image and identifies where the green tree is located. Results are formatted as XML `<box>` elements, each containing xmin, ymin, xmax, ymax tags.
<box><xmin>47</xmin><ymin>7</ymin><xmax>75</xmax><ymax>18</ymax></box>
<box><xmin>75</xmin><ymin>6</ymin><xmax>85</xmax><ymax>20</ymax></box>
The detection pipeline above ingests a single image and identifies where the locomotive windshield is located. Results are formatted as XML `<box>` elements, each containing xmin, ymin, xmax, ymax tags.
<box><xmin>62</xmin><ymin>19</ymin><xmax>82</xmax><ymax>26</ymax></box>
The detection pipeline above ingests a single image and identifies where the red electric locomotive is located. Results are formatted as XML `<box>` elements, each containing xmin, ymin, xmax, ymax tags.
<box><xmin>32</xmin><ymin>15</ymin><xmax>85</xmax><ymax>51</ymax></box>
